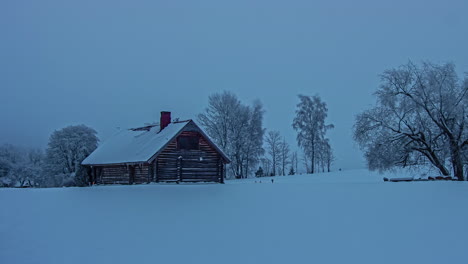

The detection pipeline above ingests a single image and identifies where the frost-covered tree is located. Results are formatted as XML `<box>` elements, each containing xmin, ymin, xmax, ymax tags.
<box><xmin>266</xmin><ymin>131</ymin><xmax>281</xmax><ymax>176</ymax></box>
<box><xmin>0</xmin><ymin>144</ymin><xmax>43</xmax><ymax>187</ymax></box>
<box><xmin>198</xmin><ymin>91</ymin><xmax>265</xmax><ymax>179</ymax></box>
<box><xmin>293</xmin><ymin>95</ymin><xmax>334</xmax><ymax>174</ymax></box>
<box><xmin>0</xmin><ymin>145</ymin><xmax>19</xmax><ymax>186</ymax></box>
<box><xmin>354</xmin><ymin>61</ymin><xmax>467</xmax><ymax>180</ymax></box>
<box><xmin>44</xmin><ymin>125</ymin><xmax>98</xmax><ymax>186</ymax></box>
<box><xmin>199</xmin><ymin>91</ymin><xmax>240</xmax><ymax>152</ymax></box>
<box><xmin>227</xmin><ymin>103</ymin><xmax>251</xmax><ymax>178</ymax></box>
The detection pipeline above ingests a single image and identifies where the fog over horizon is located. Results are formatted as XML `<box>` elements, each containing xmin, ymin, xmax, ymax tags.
<box><xmin>1</xmin><ymin>0</ymin><xmax>467</xmax><ymax>171</ymax></box>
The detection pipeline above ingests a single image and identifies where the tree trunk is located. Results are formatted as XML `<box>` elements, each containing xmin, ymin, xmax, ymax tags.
<box><xmin>311</xmin><ymin>152</ymin><xmax>315</xmax><ymax>174</ymax></box>
<box><xmin>311</xmin><ymin>142</ymin><xmax>315</xmax><ymax>174</ymax></box>
<box><xmin>245</xmin><ymin>155</ymin><xmax>250</xmax><ymax>179</ymax></box>
<box><xmin>272</xmin><ymin>156</ymin><xmax>276</xmax><ymax>176</ymax></box>
<box><xmin>282</xmin><ymin>160</ymin><xmax>285</xmax><ymax>176</ymax></box>
<box><xmin>428</xmin><ymin>150</ymin><xmax>450</xmax><ymax>177</ymax></box>
<box><xmin>450</xmin><ymin>140</ymin><xmax>464</xmax><ymax>181</ymax></box>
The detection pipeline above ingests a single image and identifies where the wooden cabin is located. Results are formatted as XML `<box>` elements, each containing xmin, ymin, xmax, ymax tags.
<box><xmin>82</xmin><ymin>112</ymin><xmax>230</xmax><ymax>184</ymax></box>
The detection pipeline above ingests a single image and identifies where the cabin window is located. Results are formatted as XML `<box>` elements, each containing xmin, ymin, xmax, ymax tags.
<box><xmin>177</xmin><ymin>136</ymin><xmax>199</xmax><ymax>150</ymax></box>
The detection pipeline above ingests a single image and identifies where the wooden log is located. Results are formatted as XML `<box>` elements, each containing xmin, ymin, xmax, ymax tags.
<box><xmin>129</xmin><ymin>165</ymin><xmax>135</xmax><ymax>185</ymax></box>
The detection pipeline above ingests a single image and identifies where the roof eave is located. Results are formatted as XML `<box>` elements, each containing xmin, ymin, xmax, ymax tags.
<box><xmin>82</xmin><ymin>161</ymin><xmax>149</xmax><ymax>167</ymax></box>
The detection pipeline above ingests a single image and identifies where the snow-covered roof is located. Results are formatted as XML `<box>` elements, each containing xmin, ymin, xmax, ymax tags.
<box><xmin>82</xmin><ymin>121</ymin><xmax>189</xmax><ymax>165</ymax></box>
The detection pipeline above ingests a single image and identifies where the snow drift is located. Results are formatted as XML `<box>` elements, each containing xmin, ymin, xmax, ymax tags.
<box><xmin>1</xmin><ymin>169</ymin><xmax>467</xmax><ymax>264</ymax></box>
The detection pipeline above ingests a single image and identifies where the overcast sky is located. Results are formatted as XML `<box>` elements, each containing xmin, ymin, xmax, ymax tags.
<box><xmin>1</xmin><ymin>0</ymin><xmax>467</xmax><ymax>170</ymax></box>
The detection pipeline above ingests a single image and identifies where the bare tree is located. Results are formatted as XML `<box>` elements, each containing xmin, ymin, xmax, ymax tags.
<box><xmin>199</xmin><ymin>91</ymin><xmax>265</xmax><ymax>179</ymax></box>
<box><xmin>266</xmin><ymin>131</ymin><xmax>281</xmax><ymax>176</ymax></box>
<box><xmin>291</xmin><ymin>151</ymin><xmax>298</xmax><ymax>175</ymax></box>
<box><xmin>354</xmin><ymin>61</ymin><xmax>467</xmax><ymax>180</ymax></box>
<box><xmin>323</xmin><ymin>139</ymin><xmax>333</xmax><ymax>172</ymax></box>
<box><xmin>279</xmin><ymin>138</ymin><xmax>290</xmax><ymax>176</ymax></box>
<box><xmin>261</xmin><ymin>158</ymin><xmax>271</xmax><ymax>177</ymax></box>
<box><xmin>302</xmin><ymin>150</ymin><xmax>310</xmax><ymax>174</ymax></box>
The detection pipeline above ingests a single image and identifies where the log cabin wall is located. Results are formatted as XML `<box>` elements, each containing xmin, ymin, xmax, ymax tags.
<box><xmin>97</xmin><ymin>164</ymin><xmax>151</xmax><ymax>184</ymax></box>
<box><xmin>134</xmin><ymin>164</ymin><xmax>150</xmax><ymax>184</ymax></box>
<box><xmin>98</xmin><ymin>165</ymin><xmax>129</xmax><ymax>184</ymax></box>
<box><xmin>156</xmin><ymin>130</ymin><xmax>223</xmax><ymax>183</ymax></box>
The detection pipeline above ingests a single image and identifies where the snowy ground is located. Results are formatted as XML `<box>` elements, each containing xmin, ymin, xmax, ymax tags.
<box><xmin>1</xmin><ymin>169</ymin><xmax>468</xmax><ymax>264</ymax></box>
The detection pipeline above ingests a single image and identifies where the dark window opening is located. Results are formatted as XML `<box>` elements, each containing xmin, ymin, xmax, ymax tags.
<box><xmin>178</xmin><ymin>136</ymin><xmax>199</xmax><ymax>150</ymax></box>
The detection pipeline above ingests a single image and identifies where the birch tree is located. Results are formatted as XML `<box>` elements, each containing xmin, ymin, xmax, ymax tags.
<box><xmin>198</xmin><ymin>91</ymin><xmax>240</xmax><ymax>151</ymax></box>
<box><xmin>266</xmin><ymin>131</ymin><xmax>281</xmax><ymax>176</ymax></box>
<box><xmin>279</xmin><ymin>138</ymin><xmax>290</xmax><ymax>176</ymax></box>
<box><xmin>242</xmin><ymin>100</ymin><xmax>266</xmax><ymax>177</ymax></box>
<box><xmin>293</xmin><ymin>95</ymin><xmax>334</xmax><ymax>174</ymax></box>
<box><xmin>323</xmin><ymin>139</ymin><xmax>333</xmax><ymax>172</ymax></box>
<box><xmin>291</xmin><ymin>151</ymin><xmax>298</xmax><ymax>175</ymax></box>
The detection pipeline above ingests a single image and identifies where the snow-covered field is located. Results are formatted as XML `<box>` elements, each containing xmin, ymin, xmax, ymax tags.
<box><xmin>1</xmin><ymin>169</ymin><xmax>467</xmax><ymax>264</ymax></box>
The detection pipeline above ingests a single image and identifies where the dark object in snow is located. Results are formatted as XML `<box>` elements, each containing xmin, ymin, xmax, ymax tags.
<box><xmin>389</xmin><ymin>177</ymin><xmax>413</xmax><ymax>182</ymax></box>
<box><xmin>82</xmin><ymin>112</ymin><xmax>231</xmax><ymax>185</ymax></box>
<box><xmin>428</xmin><ymin>176</ymin><xmax>454</xmax><ymax>181</ymax></box>
<box><xmin>383</xmin><ymin>176</ymin><xmax>413</xmax><ymax>182</ymax></box>
<box><xmin>384</xmin><ymin>175</ymin><xmax>455</xmax><ymax>182</ymax></box>
<box><xmin>271</xmin><ymin>179</ymin><xmax>274</xmax><ymax>183</ymax></box>
<box><xmin>255</xmin><ymin>167</ymin><xmax>264</xmax><ymax>177</ymax></box>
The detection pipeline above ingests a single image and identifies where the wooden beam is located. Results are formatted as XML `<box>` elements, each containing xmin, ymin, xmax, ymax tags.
<box><xmin>98</xmin><ymin>167</ymin><xmax>102</xmax><ymax>184</ymax></box>
<box><xmin>220</xmin><ymin>162</ymin><xmax>224</xmax><ymax>184</ymax></box>
<box><xmin>91</xmin><ymin>166</ymin><xmax>96</xmax><ymax>185</ymax></box>
<box><xmin>147</xmin><ymin>162</ymin><xmax>153</xmax><ymax>184</ymax></box>
<box><xmin>129</xmin><ymin>165</ymin><xmax>135</xmax><ymax>185</ymax></box>
<box><xmin>155</xmin><ymin>159</ymin><xmax>159</xmax><ymax>182</ymax></box>
<box><xmin>177</xmin><ymin>156</ymin><xmax>183</xmax><ymax>182</ymax></box>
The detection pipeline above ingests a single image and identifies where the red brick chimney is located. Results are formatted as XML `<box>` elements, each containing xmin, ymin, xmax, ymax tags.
<box><xmin>160</xmin><ymin>111</ymin><xmax>171</xmax><ymax>131</ymax></box>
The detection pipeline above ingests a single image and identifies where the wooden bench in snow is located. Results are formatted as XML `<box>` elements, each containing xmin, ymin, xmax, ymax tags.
<box><xmin>383</xmin><ymin>176</ymin><xmax>414</xmax><ymax>182</ymax></box>
<box><xmin>383</xmin><ymin>175</ymin><xmax>455</xmax><ymax>182</ymax></box>
<box><xmin>428</xmin><ymin>176</ymin><xmax>454</xmax><ymax>181</ymax></box>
